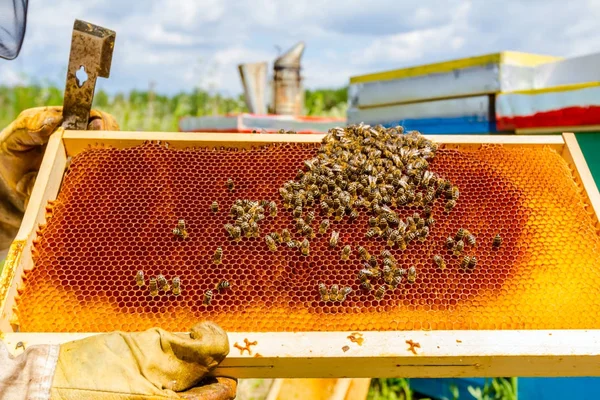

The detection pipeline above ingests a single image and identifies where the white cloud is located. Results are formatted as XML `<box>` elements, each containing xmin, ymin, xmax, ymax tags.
<box><xmin>4</xmin><ymin>0</ymin><xmax>600</xmax><ymax>97</ymax></box>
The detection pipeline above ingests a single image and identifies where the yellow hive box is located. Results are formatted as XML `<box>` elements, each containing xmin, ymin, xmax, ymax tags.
<box><xmin>1</xmin><ymin>129</ymin><xmax>599</xmax><ymax>378</ymax></box>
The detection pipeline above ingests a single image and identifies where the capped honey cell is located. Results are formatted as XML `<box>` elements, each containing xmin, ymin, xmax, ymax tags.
<box><xmin>14</xmin><ymin>127</ymin><xmax>600</xmax><ymax>333</ymax></box>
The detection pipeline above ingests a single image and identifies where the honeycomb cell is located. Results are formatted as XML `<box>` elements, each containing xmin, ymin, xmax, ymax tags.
<box><xmin>14</xmin><ymin>128</ymin><xmax>600</xmax><ymax>332</ymax></box>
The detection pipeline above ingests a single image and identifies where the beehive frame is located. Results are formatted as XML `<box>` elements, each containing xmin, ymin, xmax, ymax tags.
<box><xmin>1</xmin><ymin>129</ymin><xmax>600</xmax><ymax>379</ymax></box>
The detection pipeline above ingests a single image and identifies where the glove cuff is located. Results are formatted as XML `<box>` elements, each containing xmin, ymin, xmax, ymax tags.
<box><xmin>0</xmin><ymin>341</ymin><xmax>59</xmax><ymax>400</ymax></box>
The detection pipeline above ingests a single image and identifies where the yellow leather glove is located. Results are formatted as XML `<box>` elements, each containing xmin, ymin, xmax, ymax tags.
<box><xmin>51</xmin><ymin>321</ymin><xmax>237</xmax><ymax>400</ymax></box>
<box><xmin>0</xmin><ymin>106</ymin><xmax>119</xmax><ymax>254</ymax></box>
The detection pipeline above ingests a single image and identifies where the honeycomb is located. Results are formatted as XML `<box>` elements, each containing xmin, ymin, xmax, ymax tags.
<box><xmin>15</xmin><ymin>128</ymin><xmax>600</xmax><ymax>332</ymax></box>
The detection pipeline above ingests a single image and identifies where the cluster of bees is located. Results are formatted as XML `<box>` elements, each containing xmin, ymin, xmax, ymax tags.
<box><xmin>135</xmin><ymin>271</ymin><xmax>181</xmax><ymax>297</ymax></box>
<box><xmin>222</xmin><ymin>198</ymin><xmax>277</xmax><ymax>242</ymax></box>
<box><xmin>275</xmin><ymin>124</ymin><xmax>459</xmax><ymax>300</ymax></box>
<box><xmin>319</xmin><ymin>283</ymin><xmax>352</xmax><ymax>302</ymax></box>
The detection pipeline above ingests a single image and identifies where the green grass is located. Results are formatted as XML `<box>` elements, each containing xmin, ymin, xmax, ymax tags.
<box><xmin>0</xmin><ymin>84</ymin><xmax>348</xmax><ymax>131</ymax></box>
<box><xmin>367</xmin><ymin>378</ymin><xmax>517</xmax><ymax>400</ymax></box>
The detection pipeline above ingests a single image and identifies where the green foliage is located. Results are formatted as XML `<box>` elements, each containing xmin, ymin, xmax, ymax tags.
<box><xmin>368</xmin><ymin>378</ymin><xmax>412</xmax><ymax>400</ymax></box>
<box><xmin>305</xmin><ymin>86</ymin><xmax>348</xmax><ymax>118</ymax></box>
<box><xmin>0</xmin><ymin>84</ymin><xmax>348</xmax><ymax>132</ymax></box>
<box><xmin>468</xmin><ymin>378</ymin><xmax>517</xmax><ymax>400</ymax></box>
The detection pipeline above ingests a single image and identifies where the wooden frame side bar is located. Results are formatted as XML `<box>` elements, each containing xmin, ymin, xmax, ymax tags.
<box><xmin>62</xmin><ymin>131</ymin><xmax>565</xmax><ymax>157</ymax></box>
<box><xmin>562</xmin><ymin>132</ymin><xmax>600</xmax><ymax>229</ymax></box>
<box><xmin>0</xmin><ymin>129</ymin><xmax>67</xmax><ymax>331</ymax></box>
<box><xmin>3</xmin><ymin>330</ymin><xmax>600</xmax><ymax>378</ymax></box>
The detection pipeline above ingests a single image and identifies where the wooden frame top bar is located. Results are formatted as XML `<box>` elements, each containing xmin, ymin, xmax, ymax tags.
<box><xmin>62</xmin><ymin>130</ymin><xmax>565</xmax><ymax>156</ymax></box>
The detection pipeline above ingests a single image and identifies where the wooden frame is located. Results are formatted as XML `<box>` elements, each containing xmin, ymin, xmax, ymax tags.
<box><xmin>2</xmin><ymin>129</ymin><xmax>600</xmax><ymax>379</ymax></box>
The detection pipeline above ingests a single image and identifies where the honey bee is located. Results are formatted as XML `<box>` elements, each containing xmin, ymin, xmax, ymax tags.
<box><xmin>374</xmin><ymin>285</ymin><xmax>386</xmax><ymax>300</ymax></box>
<box><xmin>391</xmin><ymin>275</ymin><xmax>402</xmax><ymax>288</ymax></box>
<box><xmin>286</xmin><ymin>240</ymin><xmax>296</xmax><ymax>248</ymax></box>
<box><xmin>319</xmin><ymin>283</ymin><xmax>329</xmax><ymax>301</ymax></box>
<box><xmin>424</xmin><ymin>188</ymin><xmax>435</xmax><ymax>204</ymax></box>
<box><xmin>425</xmin><ymin>217</ymin><xmax>435</xmax><ymax>227</ymax></box>
<box><xmin>330</xmin><ymin>284</ymin><xmax>339</xmax><ymax>299</ymax></box>
<box><xmin>460</xmin><ymin>255</ymin><xmax>471</xmax><ymax>268</ymax></box>
<box><xmin>172</xmin><ymin>226</ymin><xmax>189</xmax><ymax>239</ymax></box>
<box><xmin>381</xmin><ymin>249</ymin><xmax>392</xmax><ymax>260</ymax></box>
<box><xmin>418</xmin><ymin>226</ymin><xmax>429</xmax><ymax>242</ymax></box>
<box><xmin>224</xmin><ymin>223</ymin><xmax>235</xmax><ymax>237</ymax></box>
<box><xmin>213</xmin><ymin>247</ymin><xmax>223</xmax><ymax>264</ymax></box>
<box><xmin>226</xmin><ymin>179</ymin><xmax>234</xmax><ymax>191</ymax></box>
<box><xmin>367</xmin><ymin>255</ymin><xmax>377</xmax><ymax>268</ymax></box>
<box><xmin>300</xmin><ymin>239</ymin><xmax>310</xmax><ymax>256</ymax></box>
<box><xmin>451</xmin><ymin>186</ymin><xmax>460</xmax><ymax>200</ymax></box>
<box><xmin>211</xmin><ymin>201</ymin><xmax>219</xmax><ymax>213</ymax></box>
<box><xmin>269</xmin><ymin>201</ymin><xmax>277</xmax><ymax>217</ymax></box>
<box><xmin>416</xmin><ymin>218</ymin><xmax>425</xmax><ymax>229</ymax></box>
<box><xmin>368</xmin><ymin>217</ymin><xmax>377</xmax><ymax>227</ymax></box>
<box><xmin>387</xmin><ymin>230</ymin><xmax>400</xmax><ymax>247</ymax></box>
<box><xmin>423</xmin><ymin>206</ymin><xmax>432</xmax><ymax>218</ymax></box>
<box><xmin>378</xmin><ymin>217</ymin><xmax>389</xmax><ymax>231</ymax></box>
<box><xmin>319</xmin><ymin>219</ymin><xmax>330</xmax><ymax>234</ymax></box>
<box><xmin>468</xmin><ymin>256</ymin><xmax>477</xmax><ymax>268</ymax></box>
<box><xmin>407</xmin><ymin>266</ymin><xmax>417</xmax><ymax>284</ymax></box>
<box><xmin>405</xmin><ymin>231</ymin><xmax>416</xmax><ymax>242</ymax></box>
<box><xmin>149</xmin><ymin>277</ymin><xmax>158</xmax><ymax>297</ymax></box>
<box><xmin>445</xmin><ymin>199</ymin><xmax>456</xmax><ymax>212</ymax></box>
<box><xmin>250</xmin><ymin>222</ymin><xmax>259</xmax><ymax>237</ymax></box>
<box><xmin>203</xmin><ymin>290</ymin><xmax>213</xmax><ymax>305</ymax></box>
<box><xmin>433</xmin><ymin>255</ymin><xmax>446</xmax><ymax>270</ymax></box>
<box><xmin>177</xmin><ymin>219</ymin><xmax>186</xmax><ymax>230</ymax></box>
<box><xmin>466</xmin><ymin>256</ymin><xmax>477</xmax><ymax>269</ymax></box>
<box><xmin>157</xmin><ymin>274</ymin><xmax>170</xmax><ymax>291</ymax></box>
<box><xmin>446</xmin><ymin>236</ymin><xmax>455</xmax><ymax>249</ymax></box>
<box><xmin>305</xmin><ymin>210</ymin><xmax>315</xmax><ymax>224</ymax></box>
<box><xmin>466</xmin><ymin>233</ymin><xmax>476</xmax><ymax>247</ymax></box>
<box><xmin>135</xmin><ymin>270</ymin><xmax>145</xmax><ymax>287</ymax></box>
<box><xmin>271</xmin><ymin>232</ymin><xmax>282</xmax><ymax>243</ymax></box>
<box><xmin>339</xmin><ymin>287</ymin><xmax>352</xmax><ymax>302</ymax></box>
<box><xmin>358</xmin><ymin>246</ymin><xmax>370</xmax><ymax>261</ymax></box>
<box><xmin>232</xmin><ymin>226</ymin><xmax>242</xmax><ymax>242</ymax></box>
<box><xmin>302</xmin><ymin>225</ymin><xmax>315</xmax><ymax>239</ymax></box>
<box><xmin>172</xmin><ymin>277</ymin><xmax>181</xmax><ymax>296</ymax></box>
<box><xmin>455</xmin><ymin>228</ymin><xmax>465</xmax><ymax>241</ymax></box>
<box><xmin>329</xmin><ymin>231</ymin><xmax>340</xmax><ymax>247</ymax></box>
<box><xmin>366</xmin><ymin>228</ymin><xmax>379</xmax><ymax>239</ymax></box>
<box><xmin>454</xmin><ymin>240</ymin><xmax>465</xmax><ymax>255</ymax></box>
<box><xmin>334</xmin><ymin>207</ymin><xmax>345</xmax><ymax>221</ymax></box>
<box><xmin>293</xmin><ymin>206</ymin><xmax>302</xmax><ymax>218</ymax></box>
<box><xmin>383</xmin><ymin>265</ymin><xmax>393</xmax><ymax>284</ymax></box>
<box><xmin>349</xmin><ymin>209</ymin><xmax>359</xmax><ymax>221</ymax></box>
<box><xmin>397</xmin><ymin>237</ymin><xmax>407</xmax><ymax>251</ymax></box>
<box><xmin>341</xmin><ymin>245</ymin><xmax>351</xmax><ymax>260</ymax></box>
<box><xmin>281</xmin><ymin>229</ymin><xmax>291</xmax><ymax>242</ymax></box>
<box><xmin>265</xmin><ymin>235</ymin><xmax>277</xmax><ymax>251</ymax></box>
<box><xmin>216</xmin><ymin>280</ymin><xmax>230</xmax><ymax>291</ymax></box>
<box><xmin>493</xmin><ymin>234</ymin><xmax>502</xmax><ymax>248</ymax></box>
<box><xmin>361</xmin><ymin>280</ymin><xmax>373</xmax><ymax>291</ymax></box>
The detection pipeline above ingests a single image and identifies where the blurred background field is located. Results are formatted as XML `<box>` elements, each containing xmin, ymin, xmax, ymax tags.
<box><xmin>0</xmin><ymin>84</ymin><xmax>348</xmax><ymax>132</ymax></box>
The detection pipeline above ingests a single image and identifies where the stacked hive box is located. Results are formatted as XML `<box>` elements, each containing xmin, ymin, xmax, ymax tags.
<box><xmin>348</xmin><ymin>51</ymin><xmax>600</xmax><ymax>134</ymax></box>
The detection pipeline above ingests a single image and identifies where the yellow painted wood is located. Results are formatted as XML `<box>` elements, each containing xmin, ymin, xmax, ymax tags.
<box><xmin>503</xmin><ymin>82</ymin><xmax>600</xmax><ymax>95</ymax></box>
<box><xmin>349</xmin><ymin>51</ymin><xmax>560</xmax><ymax>84</ymax></box>
<box><xmin>0</xmin><ymin>130</ymin><xmax>67</xmax><ymax>331</ymax></box>
<box><xmin>3</xmin><ymin>330</ymin><xmax>600</xmax><ymax>378</ymax></box>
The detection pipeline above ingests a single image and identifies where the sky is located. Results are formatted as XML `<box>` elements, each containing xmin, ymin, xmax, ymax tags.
<box><xmin>2</xmin><ymin>0</ymin><xmax>600</xmax><ymax>97</ymax></box>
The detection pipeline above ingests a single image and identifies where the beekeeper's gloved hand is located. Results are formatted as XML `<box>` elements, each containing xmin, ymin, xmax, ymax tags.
<box><xmin>0</xmin><ymin>106</ymin><xmax>119</xmax><ymax>257</ymax></box>
<box><xmin>0</xmin><ymin>321</ymin><xmax>237</xmax><ymax>400</ymax></box>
